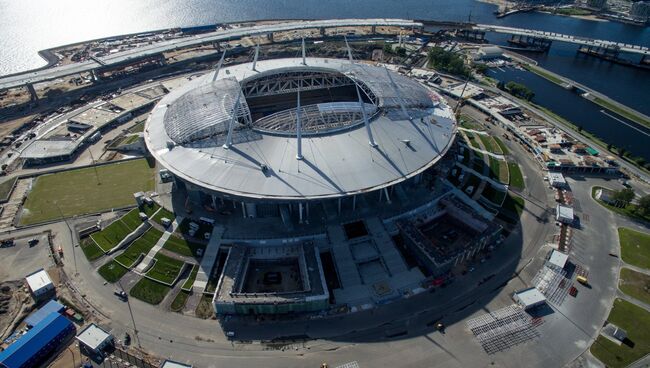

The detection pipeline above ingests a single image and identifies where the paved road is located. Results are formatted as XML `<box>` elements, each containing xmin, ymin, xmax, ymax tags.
<box><xmin>1</xmin><ymin>90</ymin><xmax>640</xmax><ymax>368</ymax></box>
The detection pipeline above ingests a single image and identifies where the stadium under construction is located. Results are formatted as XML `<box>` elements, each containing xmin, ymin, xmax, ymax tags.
<box><xmin>144</xmin><ymin>44</ymin><xmax>501</xmax><ymax>315</ymax></box>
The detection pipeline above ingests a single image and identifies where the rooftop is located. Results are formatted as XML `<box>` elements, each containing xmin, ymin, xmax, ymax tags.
<box><xmin>25</xmin><ymin>269</ymin><xmax>53</xmax><ymax>292</ymax></box>
<box><xmin>76</xmin><ymin>323</ymin><xmax>112</xmax><ymax>351</ymax></box>
<box><xmin>514</xmin><ymin>287</ymin><xmax>546</xmax><ymax>307</ymax></box>
<box><xmin>145</xmin><ymin>57</ymin><xmax>456</xmax><ymax>201</ymax></box>
<box><xmin>0</xmin><ymin>313</ymin><xmax>73</xmax><ymax>368</ymax></box>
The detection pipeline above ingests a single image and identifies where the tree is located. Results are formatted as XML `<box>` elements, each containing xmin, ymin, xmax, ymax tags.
<box><xmin>474</xmin><ymin>64</ymin><xmax>488</xmax><ymax>74</ymax></box>
<box><xmin>396</xmin><ymin>47</ymin><xmax>407</xmax><ymax>57</ymax></box>
<box><xmin>613</xmin><ymin>188</ymin><xmax>635</xmax><ymax>206</ymax></box>
<box><xmin>504</xmin><ymin>81</ymin><xmax>535</xmax><ymax>101</ymax></box>
<box><xmin>637</xmin><ymin>195</ymin><xmax>650</xmax><ymax>215</ymax></box>
<box><xmin>607</xmin><ymin>143</ymin><xmax>613</xmax><ymax>151</ymax></box>
<box><xmin>427</xmin><ymin>47</ymin><xmax>470</xmax><ymax>77</ymax></box>
<box><xmin>383</xmin><ymin>43</ymin><xmax>393</xmax><ymax>55</ymax></box>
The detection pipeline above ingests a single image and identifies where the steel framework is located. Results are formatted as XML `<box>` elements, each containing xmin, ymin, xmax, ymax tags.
<box><xmin>241</xmin><ymin>71</ymin><xmax>377</xmax><ymax>104</ymax></box>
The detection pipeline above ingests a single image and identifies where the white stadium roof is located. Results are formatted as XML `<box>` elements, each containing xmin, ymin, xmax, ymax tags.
<box><xmin>145</xmin><ymin>57</ymin><xmax>457</xmax><ymax>201</ymax></box>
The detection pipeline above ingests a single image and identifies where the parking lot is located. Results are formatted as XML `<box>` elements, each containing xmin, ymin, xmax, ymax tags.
<box><xmin>0</xmin><ymin>232</ymin><xmax>52</xmax><ymax>281</ymax></box>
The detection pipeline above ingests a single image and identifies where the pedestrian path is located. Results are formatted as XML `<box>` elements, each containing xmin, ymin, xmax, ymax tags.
<box><xmin>134</xmin><ymin>216</ymin><xmax>182</xmax><ymax>273</ymax></box>
<box><xmin>193</xmin><ymin>226</ymin><xmax>225</xmax><ymax>292</ymax></box>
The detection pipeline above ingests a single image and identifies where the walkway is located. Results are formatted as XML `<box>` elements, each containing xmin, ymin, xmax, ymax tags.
<box><xmin>193</xmin><ymin>225</ymin><xmax>225</xmax><ymax>292</ymax></box>
<box><xmin>134</xmin><ymin>216</ymin><xmax>182</xmax><ymax>274</ymax></box>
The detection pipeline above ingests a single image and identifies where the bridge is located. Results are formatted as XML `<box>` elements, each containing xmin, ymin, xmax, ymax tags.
<box><xmin>473</xmin><ymin>24</ymin><xmax>650</xmax><ymax>56</ymax></box>
<box><xmin>0</xmin><ymin>18</ymin><xmax>422</xmax><ymax>91</ymax></box>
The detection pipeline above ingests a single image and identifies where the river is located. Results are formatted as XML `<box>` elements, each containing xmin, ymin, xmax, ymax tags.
<box><xmin>1</xmin><ymin>0</ymin><xmax>648</xmax><ymax>157</ymax></box>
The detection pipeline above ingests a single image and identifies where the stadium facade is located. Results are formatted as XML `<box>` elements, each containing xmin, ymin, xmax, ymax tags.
<box><xmin>144</xmin><ymin>56</ymin><xmax>460</xmax><ymax>314</ymax></box>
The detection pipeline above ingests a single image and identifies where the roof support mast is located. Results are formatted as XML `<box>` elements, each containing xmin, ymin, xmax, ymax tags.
<box><xmin>211</xmin><ymin>48</ymin><xmax>227</xmax><ymax>82</ymax></box>
<box><xmin>385</xmin><ymin>67</ymin><xmax>412</xmax><ymax>121</ymax></box>
<box><xmin>355</xmin><ymin>83</ymin><xmax>377</xmax><ymax>147</ymax></box>
<box><xmin>296</xmin><ymin>80</ymin><xmax>304</xmax><ymax>160</ymax></box>
<box><xmin>222</xmin><ymin>92</ymin><xmax>242</xmax><ymax>149</ymax></box>
<box><xmin>346</xmin><ymin>35</ymin><xmax>377</xmax><ymax>147</ymax></box>
<box><xmin>251</xmin><ymin>42</ymin><xmax>260</xmax><ymax>71</ymax></box>
<box><xmin>344</xmin><ymin>35</ymin><xmax>354</xmax><ymax>62</ymax></box>
<box><xmin>301</xmin><ymin>37</ymin><xmax>307</xmax><ymax>65</ymax></box>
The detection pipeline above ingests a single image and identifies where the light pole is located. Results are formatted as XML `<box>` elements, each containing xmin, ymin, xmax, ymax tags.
<box><xmin>117</xmin><ymin>279</ymin><xmax>142</xmax><ymax>349</ymax></box>
<box><xmin>87</xmin><ymin>148</ymin><xmax>101</xmax><ymax>185</ymax></box>
<box><xmin>54</xmin><ymin>201</ymin><xmax>77</xmax><ymax>275</ymax></box>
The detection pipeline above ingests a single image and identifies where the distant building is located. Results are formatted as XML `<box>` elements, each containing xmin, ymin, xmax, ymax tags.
<box><xmin>587</xmin><ymin>0</ymin><xmax>608</xmax><ymax>10</ymax></box>
<box><xmin>25</xmin><ymin>269</ymin><xmax>54</xmax><ymax>302</ymax></box>
<box><xmin>631</xmin><ymin>1</ymin><xmax>650</xmax><ymax>22</ymax></box>
<box><xmin>476</xmin><ymin>46</ymin><xmax>504</xmax><ymax>60</ymax></box>
<box><xmin>595</xmin><ymin>187</ymin><xmax>625</xmax><ymax>207</ymax></box>
<box><xmin>513</xmin><ymin>287</ymin><xmax>546</xmax><ymax>310</ymax></box>
<box><xmin>548</xmin><ymin>172</ymin><xmax>568</xmax><ymax>188</ymax></box>
<box><xmin>548</xmin><ymin>250</ymin><xmax>569</xmax><ymax>270</ymax></box>
<box><xmin>161</xmin><ymin>360</ymin><xmax>193</xmax><ymax>368</ymax></box>
<box><xmin>0</xmin><ymin>312</ymin><xmax>75</xmax><ymax>368</ymax></box>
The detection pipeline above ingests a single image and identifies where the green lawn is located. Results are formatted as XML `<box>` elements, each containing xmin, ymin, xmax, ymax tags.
<box><xmin>619</xmin><ymin>268</ymin><xmax>650</xmax><ymax>305</ymax></box>
<box><xmin>619</xmin><ymin>227</ymin><xmax>650</xmax><ymax>270</ymax></box>
<box><xmin>129</xmin><ymin>277</ymin><xmax>171</xmax><ymax>305</ymax></box>
<box><xmin>459</xmin><ymin>115</ymin><xmax>484</xmax><ymax>131</ymax></box>
<box><xmin>592</xmin><ymin>96</ymin><xmax>650</xmax><ymax>130</ymax></box>
<box><xmin>556</xmin><ymin>7</ymin><xmax>592</xmax><ymax>16</ymax></box>
<box><xmin>590</xmin><ymin>298</ymin><xmax>650</xmax><ymax>368</ymax></box>
<box><xmin>465</xmin><ymin>132</ymin><xmax>480</xmax><ymax>149</ymax></box>
<box><xmin>120</xmin><ymin>208</ymin><xmax>143</xmax><ymax>231</ymax></box>
<box><xmin>195</xmin><ymin>294</ymin><xmax>215</xmax><ymax>319</ymax></box>
<box><xmin>152</xmin><ymin>207</ymin><xmax>175</xmax><ymax>226</ymax></box>
<box><xmin>170</xmin><ymin>290</ymin><xmax>190</xmax><ymax>312</ymax></box>
<box><xmin>182</xmin><ymin>265</ymin><xmax>199</xmax><ymax>290</ymax></box>
<box><xmin>592</xmin><ymin>187</ymin><xmax>650</xmax><ymax>223</ymax></box>
<box><xmin>163</xmin><ymin>234</ymin><xmax>205</xmax><ymax>257</ymax></box>
<box><xmin>493</xmin><ymin>137</ymin><xmax>509</xmax><ymax>155</ymax></box>
<box><xmin>0</xmin><ymin>177</ymin><xmax>17</xmax><ymax>202</ymax></box>
<box><xmin>479</xmin><ymin>135</ymin><xmax>502</xmax><ymax>155</ymax></box>
<box><xmin>127</xmin><ymin>122</ymin><xmax>145</xmax><ymax>133</ymax></box>
<box><xmin>489</xmin><ymin>157</ymin><xmax>509</xmax><ymax>184</ymax></box>
<box><xmin>98</xmin><ymin>260</ymin><xmax>128</xmax><ymax>283</ymax></box>
<box><xmin>522</xmin><ymin>64</ymin><xmax>564</xmax><ymax>85</ymax></box>
<box><xmin>20</xmin><ymin>159</ymin><xmax>155</xmax><ymax>225</ymax></box>
<box><xmin>146</xmin><ymin>253</ymin><xmax>185</xmax><ymax>284</ymax></box>
<box><xmin>80</xmin><ymin>237</ymin><xmax>104</xmax><ymax>261</ymax></box>
<box><xmin>91</xmin><ymin>218</ymin><xmax>134</xmax><ymax>252</ymax></box>
<box><xmin>114</xmin><ymin>228</ymin><xmax>163</xmax><ymax>268</ymax></box>
<box><xmin>482</xmin><ymin>184</ymin><xmax>507</xmax><ymax>205</ymax></box>
<box><xmin>502</xmin><ymin>194</ymin><xmax>525</xmax><ymax>217</ymax></box>
<box><xmin>507</xmin><ymin>162</ymin><xmax>525</xmax><ymax>190</ymax></box>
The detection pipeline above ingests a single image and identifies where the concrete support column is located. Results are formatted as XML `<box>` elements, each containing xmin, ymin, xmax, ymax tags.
<box><xmin>320</xmin><ymin>27</ymin><xmax>326</xmax><ymax>36</ymax></box>
<box><xmin>267</xmin><ymin>32</ymin><xmax>274</xmax><ymax>42</ymax></box>
<box><xmin>352</xmin><ymin>195</ymin><xmax>356</xmax><ymax>211</ymax></box>
<box><xmin>298</xmin><ymin>202</ymin><xmax>304</xmax><ymax>224</ymax></box>
<box><xmin>241</xmin><ymin>201</ymin><xmax>247</xmax><ymax>218</ymax></box>
<box><xmin>337</xmin><ymin>198</ymin><xmax>342</xmax><ymax>215</ymax></box>
<box><xmin>384</xmin><ymin>187</ymin><xmax>391</xmax><ymax>204</ymax></box>
<box><xmin>26</xmin><ymin>83</ymin><xmax>38</xmax><ymax>102</ymax></box>
<box><xmin>371</xmin><ymin>25</ymin><xmax>376</xmax><ymax>34</ymax></box>
<box><xmin>306</xmin><ymin>202</ymin><xmax>310</xmax><ymax>219</ymax></box>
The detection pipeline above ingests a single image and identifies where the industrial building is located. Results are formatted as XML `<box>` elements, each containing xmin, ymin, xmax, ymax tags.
<box><xmin>76</xmin><ymin>324</ymin><xmax>113</xmax><ymax>354</ymax></box>
<box><xmin>24</xmin><ymin>299</ymin><xmax>65</xmax><ymax>328</ymax></box>
<box><xmin>0</xmin><ymin>312</ymin><xmax>75</xmax><ymax>368</ymax></box>
<box><xmin>25</xmin><ymin>269</ymin><xmax>54</xmax><ymax>302</ymax></box>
